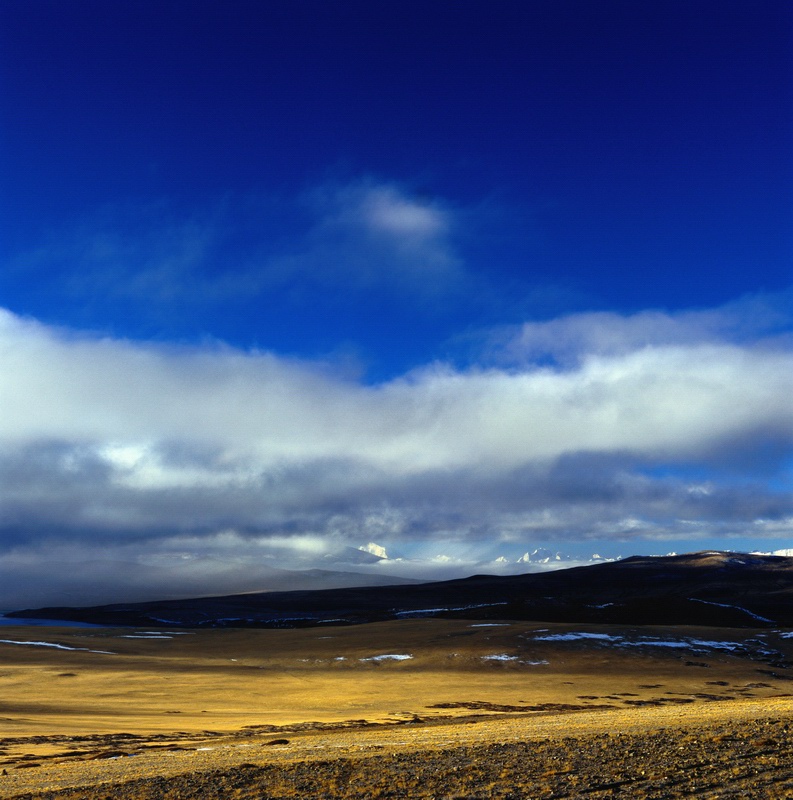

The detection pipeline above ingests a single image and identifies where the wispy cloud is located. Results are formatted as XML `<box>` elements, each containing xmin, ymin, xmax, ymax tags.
<box><xmin>8</xmin><ymin>180</ymin><xmax>464</xmax><ymax>332</ymax></box>
<box><xmin>483</xmin><ymin>291</ymin><xmax>793</xmax><ymax>368</ymax></box>
<box><xmin>271</xmin><ymin>178</ymin><xmax>462</xmax><ymax>295</ymax></box>
<box><xmin>13</xmin><ymin>206</ymin><xmax>223</xmax><ymax>312</ymax></box>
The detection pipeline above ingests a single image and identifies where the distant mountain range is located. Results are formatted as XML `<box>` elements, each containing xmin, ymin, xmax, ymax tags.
<box><xmin>357</xmin><ymin>543</ymin><xmax>611</xmax><ymax>569</ymax></box>
<box><xmin>9</xmin><ymin>551</ymin><xmax>793</xmax><ymax>629</ymax></box>
<box><xmin>0</xmin><ymin>554</ymin><xmax>420</xmax><ymax>611</ymax></box>
<box><xmin>0</xmin><ymin>541</ymin><xmax>610</xmax><ymax>611</ymax></box>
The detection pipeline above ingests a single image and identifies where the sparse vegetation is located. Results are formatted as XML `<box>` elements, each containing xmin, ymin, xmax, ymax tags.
<box><xmin>7</xmin><ymin>718</ymin><xmax>793</xmax><ymax>799</ymax></box>
<box><xmin>3</xmin><ymin>618</ymin><xmax>793</xmax><ymax>797</ymax></box>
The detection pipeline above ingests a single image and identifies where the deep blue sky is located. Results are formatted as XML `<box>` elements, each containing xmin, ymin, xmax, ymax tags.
<box><xmin>0</xmin><ymin>1</ymin><xmax>791</xmax><ymax>603</ymax></box>
<box><xmin>2</xmin><ymin>0</ymin><xmax>791</xmax><ymax>375</ymax></box>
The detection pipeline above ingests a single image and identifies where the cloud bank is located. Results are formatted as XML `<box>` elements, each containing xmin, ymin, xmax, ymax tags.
<box><xmin>1</xmin><ymin>296</ymin><xmax>791</xmax><ymax>605</ymax></box>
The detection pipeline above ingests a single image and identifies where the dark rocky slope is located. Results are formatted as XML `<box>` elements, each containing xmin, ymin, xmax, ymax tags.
<box><xmin>9</xmin><ymin>551</ymin><xmax>793</xmax><ymax>629</ymax></box>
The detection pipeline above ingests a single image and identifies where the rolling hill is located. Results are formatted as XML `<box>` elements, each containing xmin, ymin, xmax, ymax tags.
<box><xmin>8</xmin><ymin>551</ymin><xmax>793</xmax><ymax>629</ymax></box>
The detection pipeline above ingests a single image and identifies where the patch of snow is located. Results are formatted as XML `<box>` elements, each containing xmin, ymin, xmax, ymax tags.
<box><xmin>687</xmin><ymin>639</ymin><xmax>743</xmax><ymax>651</ymax></box>
<box><xmin>517</xmin><ymin>548</ymin><xmax>564</xmax><ymax>564</ymax></box>
<box><xmin>395</xmin><ymin>607</ymin><xmax>448</xmax><ymax>617</ymax></box>
<box><xmin>623</xmin><ymin>638</ymin><xmax>743</xmax><ymax>652</ymax></box>
<box><xmin>395</xmin><ymin>601</ymin><xmax>509</xmax><ymax>618</ymax></box>
<box><xmin>0</xmin><ymin>639</ymin><xmax>115</xmax><ymax>654</ymax></box>
<box><xmin>140</xmin><ymin>630</ymin><xmax>193</xmax><ymax>636</ymax></box>
<box><xmin>360</xmin><ymin>654</ymin><xmax>413</xmax><ymax>662</ymax></box>
<box><xmin>620</xmin><ymin>640</ymin><xmax>688</xmax><ymax>649</ymax></box>
<box><xmin>358</xmin><ymin>542</ymin><xmax>388</xmax><ymax>559</ymax></box>
<box><xmin>469</xmin><ymin>623</ymin><xmax>511</xmax><ymax>627</ymax></box>
<box><xmin>534</xmin><ymin>632</ymin><xmax>622</xmax><ymax>642</ymax></box>
<box><xmin>593</xmin><ymin>636</ymin><xmax>743</xmax><ymax>651</ymax></box>
<box><xmin>689</xmin><ymin>598</ymin><xmax>774</xmax><ymax>623</ymax></box>
<box><xmin>532</xmin><ymin>631</ymin><xmax>746</xmax><ymax>652</ymax></box>
<box><xmin>482</xmin><ymin>654</ymin><xmax>519</xmax><ymax>661</ymax></box>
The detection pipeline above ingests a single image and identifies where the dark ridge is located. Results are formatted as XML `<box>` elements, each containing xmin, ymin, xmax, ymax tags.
<box><xmin>8</xmin><ymin>551</ymin><xmax>793</xmax><ymax>629</ymax></box>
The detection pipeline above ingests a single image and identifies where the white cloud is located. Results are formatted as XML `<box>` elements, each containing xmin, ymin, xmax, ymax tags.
<box><xmin>0</xmin><ymin>300</ymin><xmax>791</xmax><ymax>603</ymax></box>
<box><xmin>3</xmin><ymin>307</ymin><xmax>789</xmax><ymax>476</ymax></box>
<box><xmin>285</xmin><ymin>178</ymin><xmax>461</xmax><ymax>292</ymax></box>
<box><xmin>360</xmin><ymin>185</ymin><xmax>447</xmax><ymax>238</ymax></box>
<box><xmin>491</xmin><ymin>291</ymin><xmax>793</xmax><ymax>367</ymax></box>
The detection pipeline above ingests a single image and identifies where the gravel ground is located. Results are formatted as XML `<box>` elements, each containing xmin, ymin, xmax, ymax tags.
<box><xmin>6</xmin><ymin>715</ymin><xmax>793</xmax><ymax>799</ymax></box>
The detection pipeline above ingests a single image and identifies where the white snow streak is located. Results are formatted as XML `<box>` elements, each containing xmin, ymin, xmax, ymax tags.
<box><xmin>0</xmin><ymin>639</ymin><xmax>115</xmax><ymax>654</ymax></box>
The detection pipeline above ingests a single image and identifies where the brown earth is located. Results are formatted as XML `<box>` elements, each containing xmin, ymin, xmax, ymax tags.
<box><xmin>3</xmin><ymin>619</ymin><xmax>793</xmax><ymax>798</ymax></box>
<box><xmin>4</xmin><ymin>704</ymin><xmax>793</xmax><ymax>799</ymax></box>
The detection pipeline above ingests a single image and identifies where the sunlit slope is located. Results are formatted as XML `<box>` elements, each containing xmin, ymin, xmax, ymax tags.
<box><xmin>2</xmin><ymin>618</ymin><xmax>793</xmax><ymax>737</ymax></box>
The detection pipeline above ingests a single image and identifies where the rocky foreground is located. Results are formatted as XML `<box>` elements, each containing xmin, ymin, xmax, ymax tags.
<box><xmin>7</xmin><ymin>714</ymin><xmax>793</xmax><ymax>799</ymax></box>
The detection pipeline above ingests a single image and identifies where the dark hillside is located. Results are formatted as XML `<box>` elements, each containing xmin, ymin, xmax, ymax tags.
<box><xmin>9</xmin><ymin>551</ymin><xmax>793</xmax><ymax>629</ymax></box>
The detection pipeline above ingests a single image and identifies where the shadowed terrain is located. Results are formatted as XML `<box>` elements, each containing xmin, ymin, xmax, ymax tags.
<box><xmin>9</xmin><ymin>552</ymin><xmax>793</xmax><ymax>629</ymax></box>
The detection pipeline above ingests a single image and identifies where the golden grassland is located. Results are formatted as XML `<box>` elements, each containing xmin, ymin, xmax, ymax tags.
<box><xmin>2</xmin><ymin>619</ymin><xmax>793</xmax><ymax>797</ymax></box>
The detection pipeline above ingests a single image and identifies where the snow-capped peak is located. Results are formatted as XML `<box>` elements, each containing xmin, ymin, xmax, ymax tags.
<box><xmin>358</xmin><ymin>542</ymin><xmax>388</xmax><ymax>560</ymax></box>
<box><xmin>518</xmin><ymin>548</ymin><xmax>564</xmax><ymax>564</ymax></box>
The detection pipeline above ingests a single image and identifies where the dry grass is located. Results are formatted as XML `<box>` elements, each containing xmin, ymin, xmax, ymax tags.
<box><xmin>3</xmin><ymin>619</ymin><xmax>788</xmax><ymax>735</ymax></box>
<box><xmin>2</xmin><ymin>619</ymin><xmax>793</xmax><ymax>797</ymax></box>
